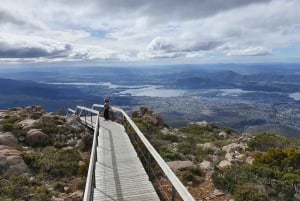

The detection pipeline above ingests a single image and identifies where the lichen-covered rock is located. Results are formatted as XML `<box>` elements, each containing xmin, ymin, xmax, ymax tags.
<box><xmin>26</xmin><ymin>129</ymin><xmax>48</xmax><ymax>146</ymax></box>
<box><xmin>218</xmin><ymin>160</ymin><xmax>232</xmax><ymax>169</ymax></box>
<box><xmin>0</xmin><ymin>145</ymin><xmax>30</xmax><ymax>177</ymax></box>
<box><xmin>199</xmin><ymin>160</ymin><xmax>213</xmax><ymax>170</ymax></box>
<box><xmin>0</xmin><ymin>132</ymin><xmax>18</xmax><ymax>146</ymax></box>
<box><xmin>222</xmin><ymin>143</ymin><xmax>247</xmax><ymax>153</ymax></box>
<box><xmin>167</xmin><ymin>160</ymin><xmax>194</xmax><ymax>172</ymax></box>
<box><xmin>197</xmin><ymin>143</ymin><xmax>219</xmax><ymax>152</ymax></box>
<box><xmin>218</xmin><ymin>131</ymin><xmax>227</xmax><ymax>139</ymax></box>
<box><xmin>18</xmin><ymin>119</ymin><xmax>37</xmax><ymax>129</ymax></box>
<box><xmin>245</xmin><ymin>156</ymin><xmax>255</xmax><ymax>165</ymax></box>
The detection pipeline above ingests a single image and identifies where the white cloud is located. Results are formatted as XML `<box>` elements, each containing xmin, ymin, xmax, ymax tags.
<box><xmin>226</xmin><ymin>46</ymin><xmax>272</xmax><ymax>56</ymax></box>
<box><xmin>0</xmin><ymin>0</ymin><xmax>299</xmax><ymax>64</ymax></box>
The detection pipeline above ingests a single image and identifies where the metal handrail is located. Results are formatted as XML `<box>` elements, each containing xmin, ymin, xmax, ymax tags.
<box><xmin>68</xmin><ymin>106</ymin><xmax>100</xmax><ymax>201</ymax></box>
<box><xmin>92</xmin><ymin>104</ymin><xmax>195</xmax><ymax>201</ymax></box>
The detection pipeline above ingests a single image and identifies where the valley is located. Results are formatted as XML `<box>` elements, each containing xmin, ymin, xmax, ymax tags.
<box><xmin>0</xmin><ymin>64</ymin><xmax>300</xmax><ymax>138</ymax></box>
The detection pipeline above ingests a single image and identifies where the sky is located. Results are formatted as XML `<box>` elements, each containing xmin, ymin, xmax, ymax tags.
<box><xmin>0</xmin><ymin>0</ymin><xmax>300</xmax><ymax>66</ymax></box>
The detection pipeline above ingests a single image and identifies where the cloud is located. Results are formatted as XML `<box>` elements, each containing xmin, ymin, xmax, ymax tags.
<box><xmin>0</xmin><ymin>41</ymin><xmax>72</xmax><ymax>58</ymax></box>
<box><xmin>91</xmin><ymin>0</ymin><xmax>272</xmax><ymax>21</ymax></box>
<box><xmin>142</xmin><ymin>37</ymin><xmax>224</xmax><ymax>59</ymax></box>
<box><xmin>225</xmin><ymin>46</ymin><xmax>272</xmax><ymax>56</ymax></box>
<box><xmin>0</xmin><ymin>0</ymin><xmax>299</xmax><ymax>64</ymax></box>
<box><xmin>0</xmin><ymin>10</ymin><xmax>25</xmax><ymax>25</ymax></box>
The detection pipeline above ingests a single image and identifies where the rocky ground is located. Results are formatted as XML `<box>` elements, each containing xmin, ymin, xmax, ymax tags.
<box><xmin>1</xmin><ymin>106</ymin><xmax>298</xmax><ymax>201</ymax></box>
<box><xmin>0</xmin><ymin>106</ymin><xmax>92</xmax><ymax>201</ymax></box>
<box><xmin>131</xmin><ymin>107</ymin><xmax>259</xmax><ymax>201</ymax></box>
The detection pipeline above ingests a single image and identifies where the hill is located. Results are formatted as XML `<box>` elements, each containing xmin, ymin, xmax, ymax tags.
<box><xmin>0</xmin><ymin>78</ymin><xmax>101</xmax><ymax>111</ymax></box>
<box><xmin>1</xmin><ymin>105</ymin><xmax>300</xmax><ymax>201</ymax></box>
<box><xmin>0</xmin><ymin>106</ymin><xmax>93</xmax><ymax>200</ymax></box>
<box><xmin>128</xmin><ymin>107</ymin><xmax>300</xmax><ymax>201</ymax></box>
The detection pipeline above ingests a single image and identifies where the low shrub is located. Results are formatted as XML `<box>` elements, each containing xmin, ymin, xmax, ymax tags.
<box><xmin>234</xmin><ymin>183</ymin><xmax>267</xmax><ymax>201</ymax></box>
<box><xmin>53</xmin><ymin>182</ymin><xmax>66</xmax><ymax>192</ymax></box>
<box><xmin>179</xmin><ymin>167</ymin><xmax>204</xmax><ymax>185</ymax></box>
<box><xmin>77</xmin><ymin>179</ymin><xmax>86</xmax><ymax>190</ymax></box>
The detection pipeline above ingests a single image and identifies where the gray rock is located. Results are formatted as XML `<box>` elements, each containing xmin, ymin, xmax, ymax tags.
<box><xmin>197</xmin><ymin>143</ymin><xmax>219</xmax><ymax>152</ymax></box>
<box><xmin>0</xmin><ymin>146</ymin><xmax>30</xmax><ymax>177</ymax></box>
<box><xmin>246</xmin><ymin>156</ymin><xmax>255</xmax><ymax>164</ymax></box>
<box><xmin>222</xmin><ymin>143</ymin><xmax>247</xmax><ymax>153</ymax></box>
<box><xmin>294</xmin><ymin>193</ymin><xmax>300</xmax><ymax>201</ymax></box>
<box><xmin>218</xmin><ymin>131</ymin><xmax>227</xmax><ymax>138</ymax></box>
<box><xmin>26</xmin><ymin>129</ymin><xmax>48</xmax><ymax>146</ymax></box>
<box><xmin>167</xmin><ymin>160</ymin><xmax>194</xmax><ymax>172</ymax></box>
<box><xmin>199</xmin><ymin>160</ymin><xmax>213</xmax><ymax>170</ymax></box>
<box><xmin>0</xmin><ymin>132</ymin><xmax>18</xmax><ymax>146</ymax></box>
<box><xmin>67</xmin><ymin>139</ymin><xmax>77</xmax><ymax>146</ymax></box>
<box><xmin>214</xmin><ymin>189</ymin><xmax>225</xmax><ymax>196</ymax></box>
<box><xmin>18</xmin><ymin>119</ymin><xmax>36</xmax><ymax>129</ymax></box>
<box><xmin>218</xmin><ymin>160</ymin><xmax>232</xmax><ymax>169</ymax></box>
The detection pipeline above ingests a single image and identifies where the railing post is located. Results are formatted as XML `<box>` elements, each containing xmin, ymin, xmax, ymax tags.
<box><xmin>91</xmin><ymin>112</ymin><xmax>93</xmax><ymax>128</ymax></box>
<box><xmin>147</xmin><ymin>151</ymin><xmax>151</xmax><ymax>179</ymax></box>
<box><xmin>171</xmin><ymin>185</ymin><xmax>176</xmax><ymax>201</ymax></box>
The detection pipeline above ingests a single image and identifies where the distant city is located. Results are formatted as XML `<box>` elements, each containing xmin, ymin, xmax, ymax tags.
<box><xmin>0</xmin><ymin>63</ymin><xmax>300</xmax><ymax>138</ymax></box>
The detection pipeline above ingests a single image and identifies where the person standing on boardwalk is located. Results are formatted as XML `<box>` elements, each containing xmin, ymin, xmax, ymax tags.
<box><xmin>103</xmin><ymin>97</ymin><xmax>110</xmax><ymax>120</ymax></box>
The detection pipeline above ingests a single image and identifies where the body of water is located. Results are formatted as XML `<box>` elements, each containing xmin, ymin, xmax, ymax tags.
<box><xmin>289</xmin><ymin>92</ymin><xmax>300</xmax><ymax>100</ymax></box>
<box><xmin>119</xmin><ymin>86</ymin><xmax>186</xmax><ymax>97</ymax></box>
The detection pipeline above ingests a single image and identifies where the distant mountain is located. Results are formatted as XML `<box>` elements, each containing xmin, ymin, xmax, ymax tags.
<box><xmin>174</xmin><ymin>76</ymin><xmax>232</xmax><ymax>89</ymax></box>
<box><xmin>173</xmin><ymin>70</ymin><xmax>300</xmax><ymax>92</ymax></box>
<box><xmin>0</xmin><ymin>78</ymin><xmax>81</xmax><ymax>98</ymax></box>
<box><xmin>0</xmin><ymin>78</ymin><xmax>98</xmax><ymax>111</ymax></box>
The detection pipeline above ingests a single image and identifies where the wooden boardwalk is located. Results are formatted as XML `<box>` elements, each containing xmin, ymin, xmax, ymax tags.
<box><xmin>81</xmin><ymin>117</ymin><xmax>160</xmax><ymax>201</ymax></box>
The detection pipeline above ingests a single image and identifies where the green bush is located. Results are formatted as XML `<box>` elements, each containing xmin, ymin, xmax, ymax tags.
<box><xmin>53</xmin><ymin>182</ymin><xmax>66</xmax><ymax>192</ymax></box>
<box><xmin>177</xmin><ymin>142</ymin><xmax>193</xmax><ymax>155</ymax></box>
<box><xmin>161</xmin><ymin>134</ymin><xmax>179</xmax><ymax>142</ymax></box>
<box><xmin>0</xmin><ymin>175</ymin><xmax>31</xmax><ymax>200</ymax></box>
<box><xmin>248</xmin><ymin>132</ymin><xmax>299</xmax><ymax>151</ymax></box>
<box><xmin>77</xmin><ymin>179</ymin><xmax>86</xmax><ymax>190</ymax></box>
<box><xmin>39</xmin><ymin>148</ymin><xmax>81</xmax><ymax>177</ymax></box>
<box><xmin>160</xmin><ymin>151</ymin><xmax>183</xmax><ymax>161</ymax></box>
<box><xmin>179</xmin><ymin>167</ymin><xmax>203</xmax><ymax>185</ymax></box>
<box><xmin>22</xmin><ymin>152</ymin><xmax>40</xmax><ymax>172</ymax></box>
<box><xmin>23</xmin><ymin>147</ymin><xmax>81</xmax><ymax>178</ymax></box>
<box><xmin>32</xmin><ymin>186</ymin><xmax>50</xmax><ymax>201</ymax></box>
<box><xmin>79</xmin><ymin>135</ymin><xmax>93</xmax><ymax>152</ymax></box>
<box><xmin>234</xmin><ymin>183</ymin><xmax>267</xmax><ymax>201</ymax></box>
<box><xmin>1</xmin><ymin>123</ymin><xmax>14</xmax><ymax>132</ymax></box>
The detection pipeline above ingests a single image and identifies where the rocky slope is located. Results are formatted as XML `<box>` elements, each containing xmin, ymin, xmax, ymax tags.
<box><xmin>130</xmin><ymin>107</ymin><xmax>300</xmax><ymax>201</ymax></box>
<box><xmin>1</xmin><ymin>106</ymin><xmax>299</xmax><ymax>201</ymax></box>
<box><xmin>0</xmin><ymin>106</ymin><xmax>92</xmax><ymax>201</ymax></box>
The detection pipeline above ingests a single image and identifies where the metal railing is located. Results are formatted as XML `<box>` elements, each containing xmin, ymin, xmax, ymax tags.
<box><xmin>92</xmin><ymin>104</ymin><xmax>195</xmax><ymax>201</ymax></box>
<box><xmin>68</xmin><ymin>106</ymin><xmax>100</xmax><ymax>201</ymax></box>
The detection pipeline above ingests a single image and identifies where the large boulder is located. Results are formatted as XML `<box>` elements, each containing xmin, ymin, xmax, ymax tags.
<box><xmin>199</xmin><ymin>160</ymin><xmax>213</xmax><ymax>170</ymax></box>
<box><xmin>197</xmin><ymin>143</ymin><xmax>219</xmax><ymax>152</ymax></box>
<box><xmin>66</xmin><ymin>116</ymin><xmax>84</xmax><ymax>132</ymax></box>
<box><xmin>222</xmin><ymin>143</ymin><xmax>247</xmax><ymax>153</ymax></box>
<box><xmin>26</xmin><ymin>129</ymin><xmax>48</xmax><ymax>146</ymax></box>
<box><xmin>218</xmin><ymin>160</ymin><xmax>232</xmax><ymax>169</ymax></box>
<box><xmin>18</xmin><ymin>119</ymin><xmax>37</xmax><ymax>129</ymax></box>
<box><xmin>167</xmin><ymin>160</ymin><xmax>194</xmax><ymax>172</ymax></box>
<box><xmin>218</xmin><ymin>131</ymin><xmax>228</xmax><ymax>139</ymax></box>
<box><xmin>0</xmin><ymin>132</ymin><xmax>18</xmax><ymax>146</ymax></box>
<box><xmin>0</xmin><ymin>145</ymin><xmax>30</xmax><ymax>177</ymax></box>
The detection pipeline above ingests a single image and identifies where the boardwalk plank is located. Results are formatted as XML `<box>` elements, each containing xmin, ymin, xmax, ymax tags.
<box><xmin>81</xmin><ymin>117</ymin><xmax>160</xmax><ymax>201</ymax></box>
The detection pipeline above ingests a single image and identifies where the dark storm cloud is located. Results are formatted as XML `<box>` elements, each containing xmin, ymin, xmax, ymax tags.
<box><xmin>93</xmin><ymin>0</ymin><xmax>271</xmax><ymax>19</ymax></box>
<box><xmin>0</xmin><ymin>42</ymin><xmax>72</xmax><ymax>58</ymax></box>
<box><xmin>0</xmin><ymin>10</ymin><xmax>26</xmax><ymax>25</ymax></box>
<box><xmin>147</xmin><ymin>37</ymin><xmax>224</xmax><ymax>54</ymax></box>
<box><xmin>185</xmin><ymin>41</ymin><xmax>224</xmax><ymax>52</ymax></box>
